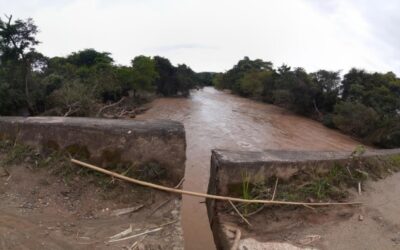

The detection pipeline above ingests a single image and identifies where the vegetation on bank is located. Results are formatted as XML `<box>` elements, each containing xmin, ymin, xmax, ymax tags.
<box><xmin>0</xmin><ymin>16</ymin><xmax>211</xmax><ymax>117</ymax></box>
<box><xmin>227</xmin><ymin>147</ymin><xmax>400</xmax><ymax>216</ymax></box>
<box><xmin>1</xmin><ymin>16</ymin><xmax>399</xmax><ymax>148</ymax></box>
<box><xmin>0</xmin><ymin>138</ymin><xmax>167</xmax><ymax>190</ymax></box>
<box><xmin>214</xmin><ymin>57</ymin><xmax>400</xmax><ymax>148</ymax></box>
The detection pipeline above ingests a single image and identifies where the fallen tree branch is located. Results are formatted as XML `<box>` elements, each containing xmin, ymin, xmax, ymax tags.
<box><xmin>96</xmin><ymin>97</ymin><xmax>127</xmax><ymax>117</ymax></box>
<box><xmin>64</xmin><ymin>102</ymin><xmax>80</xmax><ymax>117</ymax></box>
<box><xmin>111</xmin><ymin>204</ymin><xmax>144</xmax><ymax>217</ymax></box>
<box><xmin>174</xmin><ymin>178</ymin><xmax>185</xmax><ymax>189</ymax></box>
<box><xmin>70</xmin><ymin>159</ymin><xmax>362</xmax><ymax>206</ymax></box>
<box><xmin>108</xmin><ymin>227</ymin><xmax>162</xmax><ymax>243</ymax></box>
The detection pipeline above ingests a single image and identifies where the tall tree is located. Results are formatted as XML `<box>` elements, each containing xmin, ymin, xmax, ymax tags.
<box><xmin>130</xmin><ymin>56</ymin><xmax>159</xmax><ymax>96</ymax></box>
<box><xmin>0</xmin><ymin>15</ymin><xmax>44</xmax><ymax>113</ymax></box>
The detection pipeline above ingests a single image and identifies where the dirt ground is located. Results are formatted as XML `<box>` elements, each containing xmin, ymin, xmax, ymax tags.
<box><xmin>217</xmin><ymin>171</ymin><xmax>400</xmax><ymax>250</ymax></box>
<box><xmin>0</xmin><ymin>153</ymin><xmax>183</xmax><ymax>250</ymax></box>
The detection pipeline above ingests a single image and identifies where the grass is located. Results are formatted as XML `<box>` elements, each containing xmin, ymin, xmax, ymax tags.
<box><xmin>0</xmin><ymin>139</ymin><xmax>166</xmax><ymax>190</ymax></box>
<box><xmin>228</xmin><ymin>146</ymin><xmax>400</xmax><ymax>215</ymax></box>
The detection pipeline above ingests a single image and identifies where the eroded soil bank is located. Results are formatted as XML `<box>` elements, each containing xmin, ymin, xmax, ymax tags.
<box><xmin>0</xmin><ymin>153</ymin><xmax>183</xmax><ymax>250</ymax></box>
<box><xmin>207</xmin><ymin>149</ymin><xmax>400</xmax><ymax>249</ymax></box>
<box><xmin>136</xmin><ymin>87</ymin><xmax>362</xmax><ymax>250</ymax></box>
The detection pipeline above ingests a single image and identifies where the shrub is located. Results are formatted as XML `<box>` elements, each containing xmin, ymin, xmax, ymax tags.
<box><xmin>333</xmin><ymin>102</ymin><xmax>379</xmax><ymax>137</ymax></box>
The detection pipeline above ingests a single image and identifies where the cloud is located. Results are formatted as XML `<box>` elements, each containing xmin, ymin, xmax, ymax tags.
<box><xmin>1</xmin><ymin>0</ymin><xmax>399</xmax><ymax>74</ymax></box>
<box><xmin>151</xmin><ymin>44</ymin><xmax>218</xmax><ymax>53</ymax></box>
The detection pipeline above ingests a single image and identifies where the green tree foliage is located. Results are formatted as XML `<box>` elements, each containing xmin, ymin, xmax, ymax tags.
<box><xmin>196</xmin><ymin>72</ymin><xmax>215</xmax><ymax>86</ymax></box>
<box><xmin>215</xmin><ymin>58</ymin><xmax>400</xmax><ymax>148</ymax></box>
<box><xmin>153</xmin><ymin>56</ymin><xmax>178</xmax><ymax>96</ymax></box>
<box><xmin>175</xmin><ymin>64</ymin><xmax>198</xmax><ymax>97</ymax></box>
<box><xmin>218</xmin><ymin>56</ymin><xmax>273</xmax><ymax>94</ymax></box>
<box><xmin>0</xmin><ymin>15</ymin><xmax>46</xmax><ymax>114</ymax></box>
<box><xmin>333</xmin><ymin>102</ymin><xmax>379</xmax><ymax>137</ymax></box>
<box><xmin>0</xmin><ymin>16</ymin><xmax>204</xmax><ymax>117</ymax></box>
<box><xmin>153</xmin><ymin>56</ymin><xmax>204</xmax><ymax>96</ymax></box>
<box><xmin>239</xmin><ymin>70</ymin><xmax>271</xmax><ymax>97</ymax></box>
<box><xmin>130</xmin><ymin>56</ymin><xmax>159</xmax><ymax>96</ymax></box>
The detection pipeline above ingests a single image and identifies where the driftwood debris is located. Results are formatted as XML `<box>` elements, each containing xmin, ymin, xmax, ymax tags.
<box><xmin>108</xmin><ymin>227</ymin><xmax>162</xmax><ymax>243</ymax></box>
<box><xmin>111</xmin><ymin>204</ymin><xmax>144</xmax><ymax>217</ymax></box>
<box><xmin>96</xmin><ymin>97</ymin><xmax>127</xmax><ymax>117</ymax></box>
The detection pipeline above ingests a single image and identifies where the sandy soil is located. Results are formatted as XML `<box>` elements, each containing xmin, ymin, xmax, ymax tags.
<box><xmin>216</xmin><ymin>171</ymin><xmax>400</xmax><ymax>250</ymax></box>
<box><xmin>0</xmin><ymin>155</ymin><xmax>183</xmax><ymax>250</ymax></box>
<box><xmin>136</xmin><ymin>87</ymin><xmax>362</xmax><ymax>250</ymax></box>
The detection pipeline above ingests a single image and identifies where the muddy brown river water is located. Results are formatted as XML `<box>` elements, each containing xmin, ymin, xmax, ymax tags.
<box><xmin>136</xmin><ymin>87</ymin><xmax>361</xmax><ymax>250</ymax></box>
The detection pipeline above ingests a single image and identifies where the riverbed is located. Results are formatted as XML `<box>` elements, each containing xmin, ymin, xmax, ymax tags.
<box><xmin>136</xmin><ymin>87</ymin><xmax>361</xmax><ymax>250</ymax></box>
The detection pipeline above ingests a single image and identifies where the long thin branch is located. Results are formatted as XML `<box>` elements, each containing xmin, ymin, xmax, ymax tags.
<box><xmin>71</xmin><ymin>159</ymin><xmax>362</xmax><ymax>207</ymax></box>
<box><xmin>96</xmin><ymin>97</ymin><xmax>127</xmax><ymax>117</ymax></box>
<box><xmin>229</xmin><ymin>200</ymin><xmax>252</xmax><ymax>227</ymax></box>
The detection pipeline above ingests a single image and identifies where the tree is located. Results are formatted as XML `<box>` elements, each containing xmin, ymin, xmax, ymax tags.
<box><xmin>311</xmin><ymin>70</ymin><xmax>341</xmax><ymax>113</ymax></box>
<box><xmin>0</xmin><ymin>15</ymin><xmax>44</xmax><ymax>113</ymax></box>
<box><xmin>66</xmin><ymin>49</ymin><xmax>113</xmax><ymax>67</ymax></box>
<box><xmin>333</xmin><ymin>102</ymin><xmax>379</xmax><ymax>138</ymax></box>
<box><xmin>175</xmin><ymin>64</ymin><xmax>198</xmax><ymax>96</ymax></box>
<box><xmin>273</xmin><ymin>67</ymin><xmax>317</xmax><ymax>115</ymax></box>
<box><xmin>218</xmin><ymin>57</ymin><xmax>273</xmax><ymax>94</ymax></box>
<box><xmin>239</xmin><ymin>70</ymin><xmax>272</xmax><ymax>97</ymax></box>
<box><xmin>153</xmin><ymin>56</ymin><xmax>178</xmax><ymax>96</ymax></box>
<box><xmin>130</xmin><ymin>56</ymin><xmax>158</xmax><ymax>96</ymax></box>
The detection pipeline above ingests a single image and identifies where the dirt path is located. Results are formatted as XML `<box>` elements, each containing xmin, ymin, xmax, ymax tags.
<box><xmin>136</xmin><ymin>87</ymin><xmax>362</xmax><ymax>250</ymax></box>
<box><xmin>307</xmin><ymin>171</ymin><xmax>400</xmax><ymax>249</ymax></box>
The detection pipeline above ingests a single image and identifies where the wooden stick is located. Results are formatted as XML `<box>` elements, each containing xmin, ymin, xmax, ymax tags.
<box><xmin>96</xmin><ymin>97</ymin><xmax>127</xmax><ymax>117</ymax></box>
<box><xmin>174</xmin><ymin>178</ymin><xmax>185</xmax><ymax>189</ymax></box>
<box><xmin>272</xmin><ymin>177</ymin><xmax>279</xmax><ymax>201</ymax></box>
<box><xmin>229</xmin><ymin>200</ymin><xmax>252</xmax><ymax>227</ymax></box>
<box><xmin>147</xmin><ymin>199</ymin><xmax>172</xmax><ymax>217</ymax></box>
<box><xmin>108</xmin><ymin>227</ymin><xmax>162</xmax><ymax>243</ymax></box>
<box><xmin>71</xmin><ymin>159</ymin><xmax>362</xmax><ymax>206</ymax></box>
<box><xmin>245</xmin><ymin>204</ymin><xmax>264</xmax><ymax>217</ymax></box>
<box><xmin>244</xmin><ymin>177</ymin><xmax>279</xmax><ymax>217</ymax></box>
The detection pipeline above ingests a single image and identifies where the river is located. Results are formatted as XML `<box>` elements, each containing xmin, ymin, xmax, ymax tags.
<box><xmin>136</xmin><ymin>87</ymin><xmax>361</xmax><ymax>250</ymax></box>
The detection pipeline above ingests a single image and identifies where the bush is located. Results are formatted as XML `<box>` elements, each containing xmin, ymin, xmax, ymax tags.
<box><xmin>272</xmin><ymin>89</ymin><xmax>293</xmax><ymax>109</ymax></box>
<box><xmin>333</xmin><ymin>102</ymin><xmax>379</xmax><ymax>137</ymax></box>
<box><xmin>322</xmin><ymin>114</ymin><xmax>335</xmax><ymax>128</ymax></box>
<box><xmin>46</xmin><ymin>80</ymin><xmax>97</xmax><ymax>116</ymax></box>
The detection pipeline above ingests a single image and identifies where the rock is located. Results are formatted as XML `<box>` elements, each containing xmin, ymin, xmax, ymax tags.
<box><xmin>359</xmin><ymin>215</ymin><xmax>364</xmax><ymax>221</ymax></box>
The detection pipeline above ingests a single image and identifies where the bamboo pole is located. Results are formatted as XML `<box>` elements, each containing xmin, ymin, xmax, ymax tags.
<box><xmin>70</xmin><ymin>159</ymin><xmax>362</xmax><ymax>206</ymax></box>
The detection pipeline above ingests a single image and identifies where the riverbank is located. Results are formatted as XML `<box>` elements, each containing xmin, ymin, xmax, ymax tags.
<box><xmin>136</xmin><ymin>87</ymin><xmax>362</xmax><ymax>250</ymax></box>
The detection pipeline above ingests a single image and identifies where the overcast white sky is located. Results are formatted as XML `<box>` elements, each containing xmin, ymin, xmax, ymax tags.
<box><xmin>1</xmin><ymin>0</ymin><xmax>399</xmax><ymax>74</ymax></box>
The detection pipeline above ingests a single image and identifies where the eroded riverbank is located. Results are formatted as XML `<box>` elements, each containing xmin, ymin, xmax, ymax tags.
<box><xmin>136</xmin><ymin>87</ymin><xmax>361</xmax><ymax>250</ymax></box>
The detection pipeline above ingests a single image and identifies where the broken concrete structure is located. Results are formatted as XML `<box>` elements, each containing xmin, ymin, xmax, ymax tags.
<box><xmin>0</xmin><ymin>116</ymin><xmax>186</xmax><ymax>249</ymax></box>
<box><xmin>207</xmin><ymin>149</ymin><xmax>400</xmax><ymax>249</ymax></box>
<box><xmin>0</xmin><ymin>117</ymin><xmax>186</xmax><ymax>183</ymax></box>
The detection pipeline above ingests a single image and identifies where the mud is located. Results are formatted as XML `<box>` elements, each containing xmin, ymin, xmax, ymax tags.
<box><xmin>136</xmin><ymin>87</ymin><xmax>361</xmax><ymax>250</ymax></box>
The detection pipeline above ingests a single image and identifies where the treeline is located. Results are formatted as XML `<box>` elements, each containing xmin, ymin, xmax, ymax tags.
<box><xmin>214</xmin><ymin>57</ymin><xmax>400</xmax><ymax>148</ymax></box>
<box><xmin>0</xmin><ymin>16</ymin><xmax>208</xmax><ymax>117</ymax></box>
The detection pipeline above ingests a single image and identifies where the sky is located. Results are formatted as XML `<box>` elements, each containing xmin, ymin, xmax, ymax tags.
<box><xmin>1</xmin><ymin>0</ymin><xmax>399</xmax><ymax>74</ymax></box>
